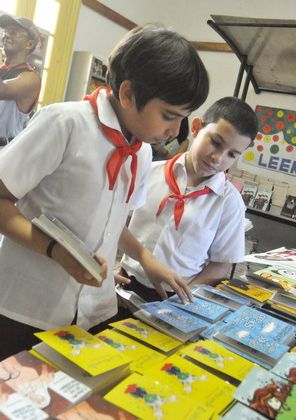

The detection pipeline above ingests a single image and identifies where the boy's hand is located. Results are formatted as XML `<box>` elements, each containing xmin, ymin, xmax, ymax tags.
<box><xmin>51</xmin><ymin>243</ymin><xmax>107</xmax><ymax>287</ymax></box>
<box><xmin>114</xmin><ymin>270</ymin><xmax>131</xmax><ymax>286</ymax></box>
<box><xmin>140</xmin><ymin>250</ymin><xmax>193</xmax><ymax>304</ymax></box>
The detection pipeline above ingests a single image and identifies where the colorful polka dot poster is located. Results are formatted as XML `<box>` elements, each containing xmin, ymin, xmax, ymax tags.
<box><xmin>239</xmin><ymin>105</ymin><xmax>296</xmax><ymax>179</ymax></box>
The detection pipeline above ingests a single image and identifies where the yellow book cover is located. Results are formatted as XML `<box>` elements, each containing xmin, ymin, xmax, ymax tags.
<box><xmin>270</xmin><ymin>302</ymin><xmax>296</xmax><ymax>315</ymax></box>
<box><xmin>35</xmin><ymin>325</ymin><xmax>131</xmax><ymax>376</ymax></box>
<box><xmin>142</xmin><ymin>354</ymin><xmax>235</xmax><ymax>417</ymax></box>
<box><xmin>109</xmin><ymin>318</ymin><xmax>182</xmax><ymax>353</ymax></box>
<box><xmin>180</xmin><ymin>339</ymin><xmax>256</xmax><ymax>381</ymax></box>
<box><xmin>104</xmin><ymin>372</ymin><xmax>210</xmax><ymax>420</ymax></box>
<box><xmin>95</xmin><ymin>329</ymin><xmax>166</xmax><ymax>374</ymax></box>
<box><xmin>221</xmin><ymin>279</ymin><xmax>273</xmax><ymax>302</ymax></box>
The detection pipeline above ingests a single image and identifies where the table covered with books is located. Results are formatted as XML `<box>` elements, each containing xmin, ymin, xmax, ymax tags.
<box><xmin>0</xmin><ymin>247</ymin><xmax>296</xmax><ymax>420</ymax></box>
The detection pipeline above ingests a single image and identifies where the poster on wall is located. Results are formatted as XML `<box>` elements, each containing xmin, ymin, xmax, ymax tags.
<box><xmin>238</xmin><ymin>105</ymin><xmax>296</xmax><ymax>182</ymax></box>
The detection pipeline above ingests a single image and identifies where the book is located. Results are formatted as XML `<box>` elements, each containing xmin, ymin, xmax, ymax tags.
<box><xmin>34</xmin><ymin>325</ymin><xmax>131</xmax><ymax>382</ymax></box>
<box><xmin>240</xmin><ymin>181</ymin><xmax>258</xmax><ymax>206</ymax></box>
<box><xmin>167</xmin><ymin>294</ymin><xmax>230</xmax><ymax>323</ymax></box>
<box><xmin>32</xmin><ymin>214</ymin><xmax>103</xmax><ymax>284</ymax></box>
<box><xmin>280</xmin><ymin>194</ymin><xmax>296</xmax><ymax>220</ymax></box>
<box><xmin>249</xmin><ymin>184</ymin><xmax>273</xmax><ymax>211</ymax></box>
<box><xmin>133</xmin><ymin>309</ymin><xmax>200</xmax><ymax>343</ymax></box>
<box><xmin>0</xmin><ymin>350</ymin><xmax>91</xmax><ymax>418</ymax></box>
<box><xmin>0</xmin><ymin>382</ymin><xmax>48</xmax><ymax>420</ymax></box>
<box><xmin>56</xmin><ymin>394</ymin><xmax>137</xmax><ymax>419</ymax></box>
<box><xmin>179</xmin><ymin>339</ymin><xmax>256</xmax><ymax>382</ymax></box>
<box><xmin>222</xmin><ymin>402</ymin><xmax>267</xmax><ymax>420</ymax></box>
<box><xmin>94</xmin><ymin>328</ymin><xmax>166</xmax><ymax>374</ymax></box>
<box><xmin>252</xmin><ymin>265</ymin><xmax>296</xmax><ymax>292</ymax></box>
<box><xmin>115</xmin><ymin>284</ymin><xmax>146</xmax><ymax>313</ymax></box>
<box><xmin>141</xmin><ymin>354</ymin><xmax>235</xmax><ymax>418</ymax></box>
<box><xmin>104</xmin><ymin>372</ymin><xmax>213</xmax><ymax>420</ymax></box>
<box><xmin>140</xmin><ymin>301</ymin><xmax>210</xmax><ymax>333</ymax></box>
<box><xmin>269</xmin><ymin>290</ymin><xmax>296</xmax><ymax>311</ymax></box>
<box><xmin>271</xmin><ymin>352</ymin><xmax>296</xmax><ymax>384</ymax></box>
<box><xmin>233</xmin><ymin>367</ymin><xmax>295</xmax><ymax>419</ymax></box>
<box><xmin>192</xmin><ymin>284</ymin><xmax>250</xmax><ymax>311</ymax></box>
<box><xmin>219</xmin><ymin>278</ymin><xmax>274</xmax><ymax>303</ymax></box>
<box><xmin>109</xmin><ymin>318</ymin><xmax>182</xmax><ymax>354</ymax></box>
<box><xmin>244</xmin><ymin>247</ymin><xmax>296</xmax><ymax>270</ymax></box>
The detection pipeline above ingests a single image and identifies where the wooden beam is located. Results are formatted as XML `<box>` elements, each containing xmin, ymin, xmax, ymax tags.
<box><xmin>82</xmin><ymin>0</ymin><xmax>136</xmax><ymax>30</ymax></box>
<box><xmin>82</xmin><ymin>0</ymin><xmax>232</xmax><ymax>53</ymax></box>
<box><xmin>190</xmin><ymin>41</ymin><xmax>232</xmax><ymax>52</ymax></box>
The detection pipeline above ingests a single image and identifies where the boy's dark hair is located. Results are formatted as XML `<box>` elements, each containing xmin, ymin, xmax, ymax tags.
<box><xmin>202</xmin><ymin>96</ymin><xmax>258</xmax><ymax>140</ymax></box>
<box><xmin>107</xmin><ymin>23</ymin><xmax>209</xmax><ymax>112</ymax></box>
<box><xmin>177</xmin><ymin>117</ymin><xmax>189</xmax><ymax>143</ymax></box>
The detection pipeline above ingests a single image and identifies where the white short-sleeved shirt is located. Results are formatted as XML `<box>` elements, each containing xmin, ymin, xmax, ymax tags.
<box><xmin>0</xmin><ymin>89</ymin><xmax>152</xmax><ymax>330</ymax></box>
<box><xmin>121</xmin><ymin>154</ymin><xmax>246</xmax><ymax>289</ymax></box>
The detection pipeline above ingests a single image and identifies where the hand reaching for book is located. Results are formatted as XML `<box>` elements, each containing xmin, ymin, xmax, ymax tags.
<box><xmin>51</xmin><ymin>243</ymin><xmax>107</xmax><ymax>287</ymax></box>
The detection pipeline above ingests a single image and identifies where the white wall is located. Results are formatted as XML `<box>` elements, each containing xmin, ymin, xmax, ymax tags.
<box><xmin>73</xmin><ymin>0</ymin><xmax>296</xmax><ymax>117</ymax></box>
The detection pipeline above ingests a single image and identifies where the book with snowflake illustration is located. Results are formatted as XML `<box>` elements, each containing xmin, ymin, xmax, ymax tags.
<box><xmin>179</xmin><ymin>339</ymin><xmax>256</xmax><ymax>382</ymax></box>
<box><xmin>0</xmin><ymin>350</ymin><xmax>91</xmax><ymax>418</ymax></box>
<box><xmin>192</xmin><ymin>284</ymin><xmax>250</xmax><ymax>311</ymax></box>
<box><xmin>141</xmin><ymin>353</ymin><xmax>235</xmax><ymax>418</ymax></box>
<box><xmin>94</xmin><ymin>328</ymin><xmax>166</xmax><ymax>374</ymax></box>
<box><xmin>271</xmin><ymin>352</ymin><xmax>296</xmax><ymax>384</ymax></box>
<box><xmin>34</xmin><ymin>325</ymin><xmax>131</xmax><ymax>377</ymax></box>
<box><xmin>109</xmin><ymin>318</ymin><xmax>182</xmax><ymax>353</ymax></box>
<box><xmin>104</xmin><ymin>372</ymin><xmax>213</xmax><ymax>420</ymax></box>
<box><xmin>140</xmin><ymin>301</ymin><xmax>210</xmax><ymax>333</ymax></box>
<box><xmin>167</xmin><ymin>294</ymin><xmax>230</xmax><ymax>323</ymax></box>
<box><xmin>233</xmin><ymin>367</ymin><xmax>295</xmax><ymax>420</ymax></box>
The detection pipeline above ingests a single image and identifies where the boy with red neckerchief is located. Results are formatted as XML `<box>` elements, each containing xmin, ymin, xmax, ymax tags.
<box><xmin>119</xmin><ymin>97</ymin><xmax>258</xmax><ymax>302</ymax></box>
<box><xmin>0</xmin><ymin>23</ymin><xmax>208</xmax><ymax>359</ymax></box>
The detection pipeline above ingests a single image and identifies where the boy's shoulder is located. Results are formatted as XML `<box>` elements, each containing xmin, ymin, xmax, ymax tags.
<box><xmin>224</xmin><ymin>177</ymin><xmax>245</xmax><ymax>208</ymax></box>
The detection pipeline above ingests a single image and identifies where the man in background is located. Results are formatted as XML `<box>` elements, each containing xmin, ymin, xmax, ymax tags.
<box><xmin>0</xmin><ymin>13</ymin><xmax>41</xmax><ymax>147</ymax></box>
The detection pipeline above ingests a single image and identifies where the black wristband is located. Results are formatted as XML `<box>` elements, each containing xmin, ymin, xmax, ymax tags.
<box><xmin>46</xmin><ymin>239</ymin><xmax>57</xmax><ymax>258</ymax></box>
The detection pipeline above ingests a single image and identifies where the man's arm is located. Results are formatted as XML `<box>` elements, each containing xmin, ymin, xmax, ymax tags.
<box><xmin>118</xmin><ymin>226</ymin><xmax>193</xmax><ymax>303</ymax></box>
<box><xmin>0</xmin><ymin>71</ymin><xmax>40</xmax><ymax>112</ymax></box>
<box><xmin>0</xmin><ymin>180</ymin><xmax>107</xmax><ymax>286</ymax></box>
<box><xmin>189</xmin><ymin>261</ymin><xmax>232</xmax><ymax>288</ymax></box>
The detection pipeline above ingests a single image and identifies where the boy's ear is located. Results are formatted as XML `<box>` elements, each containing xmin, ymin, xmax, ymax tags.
<box><xmin>191</xmin><ymin>117</ymin><xmax>203</xmax><ymax>138</ymax></box>
<box><xmin>118</xmin><ymin>80</ymin><xmax>135</xmax><ymax>109</ymax></box>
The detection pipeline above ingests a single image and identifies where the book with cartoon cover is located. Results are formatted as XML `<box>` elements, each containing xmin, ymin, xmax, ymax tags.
<box><xmin>140</xmin><ymin>301</ymin><xmax>210</xmax><ymax>333</ymax></box>
<box><xmin>141</xmin><ymin>353</ymin><xmax>235</xmax><ymax>418</ymax></box>
<box><xmin>0</xmin><ymin>350</ymin><xmax>91</xmax><ymax>418</ymax></box>
<box><xmin>271</xmin><ymin>352</ymin><xmax>296</xmax><ymax>384</ymax></box>
<box><xmin>94</xmin><ymin>328</ymin><xmax>166</xmax><ymax>374</ymax></box>
<box><xmin>179</xmin><ymin>339</ymin><xmax>256</xmax><ymax>382</ymax></box>
<box><xmin>167</xmin><ymin>294</ymin><xmax>230</xmax><ymax>323</ymax></box>
<box><xmin>109</xmin><ymin>318</ymin><xmax>182</xmax><ymax>353</ymax></box>
<box><xmin>35</xmin><ymin>325</ymin><xmax>131</xmax><ymax>376</ymax></box>
<box><xmin>222</xmin><ymin>402</ymin><xmax>267</xmax><ymax>420</ymax></box>
<box><xmin>104</xmin><ymin>372</ymin><xmax>213</xmax><ymax>420</ymax></box>
<box><xmin>252</xmin><ymin>265</ymin><xmax>296</xmax><ymax>291</ymax></box>
<box><xmin>233</xmin><ymin>367</ymin><xmax>295</xmax><ymax>419</ymax></box>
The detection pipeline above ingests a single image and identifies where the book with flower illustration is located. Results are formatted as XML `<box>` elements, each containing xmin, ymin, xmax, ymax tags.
<box><xmin>33</xmin><ymin>325</ymin><xmax>131</xmax><ymax>394</ymax></box>
<box><xmin>109</xmin><ymin>318</ymin><xmax>182</xmax><ymax>354</ymax></box>
<box><xmin>94</xmin><ymin>328</ymin><xmax>166</xmax><ymax>374</ymax></box>
<box><xmin>104</xmin><ymin>372</ymin><xmax>213</xmax><ymax>420</ymax></box>
<box><xmin>179</xmin><ymin>339</ymin><xmax>256</xmax><ymax>382</ymax></box>
<box><xmin>141</xmin><ymin>353</ymin><xmax>235</xmax><ymax>418</ymax></box>
<box><xmin>233</xmin><ymin>367</ymin><xmax>296</xmax><ymax>420</ymax></box>
<box><xmin>0</xmin><ymin>350</ymin><xmax>91</xmax><ymax>419</ymax></box>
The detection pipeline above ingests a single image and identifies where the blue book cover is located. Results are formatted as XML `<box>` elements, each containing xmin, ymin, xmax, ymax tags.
<box><xmin>214</xmin><ymin>323</ymin><xmax>289</xmax><ymax>366</ymax></box>
<box><xmin>223</xmin><ymin>305</ymin><xmax>296</xmax><ymax>345</ymax></box>
<box><xmin>140</xmin><ymin>301</ymin><xmax>210</xmax><ymax>333</ymax></box>
<box><xmin>167</xmin><ymin>294</ymin><xmax>229</xmax><ymax>322</ymax></box>
<box><xmin>271</xmin><ymin>352</ymin><xmax>296</xmax><ymax>384</ymax></box>
<box><xmin>233</xmin><ymin>367</ymin><xmax>293</xmax><ymax>419</ymax></box>
<box><xmin>199</xmin><ymin>320</ymin><xmax>229</xmax><ymax>340</ymax></box>
<box><xmin>192</xmin><ymin>285</ymin><xmax>251</xmax><ymax>306</ymax></box>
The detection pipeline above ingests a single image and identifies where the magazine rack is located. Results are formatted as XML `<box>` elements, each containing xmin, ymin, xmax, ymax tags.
<box><xmin>207</xmin><ymin>15</ymin><xmax>296</xmax><ymax>100</ymax></box>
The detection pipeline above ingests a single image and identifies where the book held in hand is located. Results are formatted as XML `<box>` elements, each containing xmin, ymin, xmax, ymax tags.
<box><xmin>32</xmin><ymin>214</ymin><xmax>104</xmax><ymax>285</ymax></box>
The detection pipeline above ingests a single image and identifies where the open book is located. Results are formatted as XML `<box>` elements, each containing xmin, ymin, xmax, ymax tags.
<box><xmin>32</xmin><ymin>214</ymin><xmax>103</xmax><ymax>285</ymax></box>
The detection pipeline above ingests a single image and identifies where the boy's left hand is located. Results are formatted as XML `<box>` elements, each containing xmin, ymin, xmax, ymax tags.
<box><xmin>140</xmin><ymin>250</ymin><xmax>193</xmax><ymax>304</ymax></box>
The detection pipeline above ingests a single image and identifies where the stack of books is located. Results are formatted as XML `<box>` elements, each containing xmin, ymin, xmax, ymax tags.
<box><xmin>240</xmin><ymin>181</ymin><xmax>259</xmax><ymax>207</ymax></box>
<box><xmin>270</xmin><ymin>181</ymin><xmax>289</xmax><ymax>214</ymax></box>
<box><xmin>248</xmin><ymin>183</ymin><xmax>273</xmax><ymax>211</ymax></box>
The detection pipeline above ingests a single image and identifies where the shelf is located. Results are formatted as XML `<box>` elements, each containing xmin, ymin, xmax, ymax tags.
<box><xmin>246</xmin><ymin>207</ymin><xmax>296</xmax><ymax>226</ymax></box>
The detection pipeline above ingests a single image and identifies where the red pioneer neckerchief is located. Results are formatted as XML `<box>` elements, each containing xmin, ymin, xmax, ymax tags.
<box><xmin>156</xmin><ymin>153</ymin><xmax>212</xmax><ymax>230</ymax></box>
<box><xmin>84</xmin><ymin>87</ymin><xmax>142</xmax><ymax>202</ymax></box>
